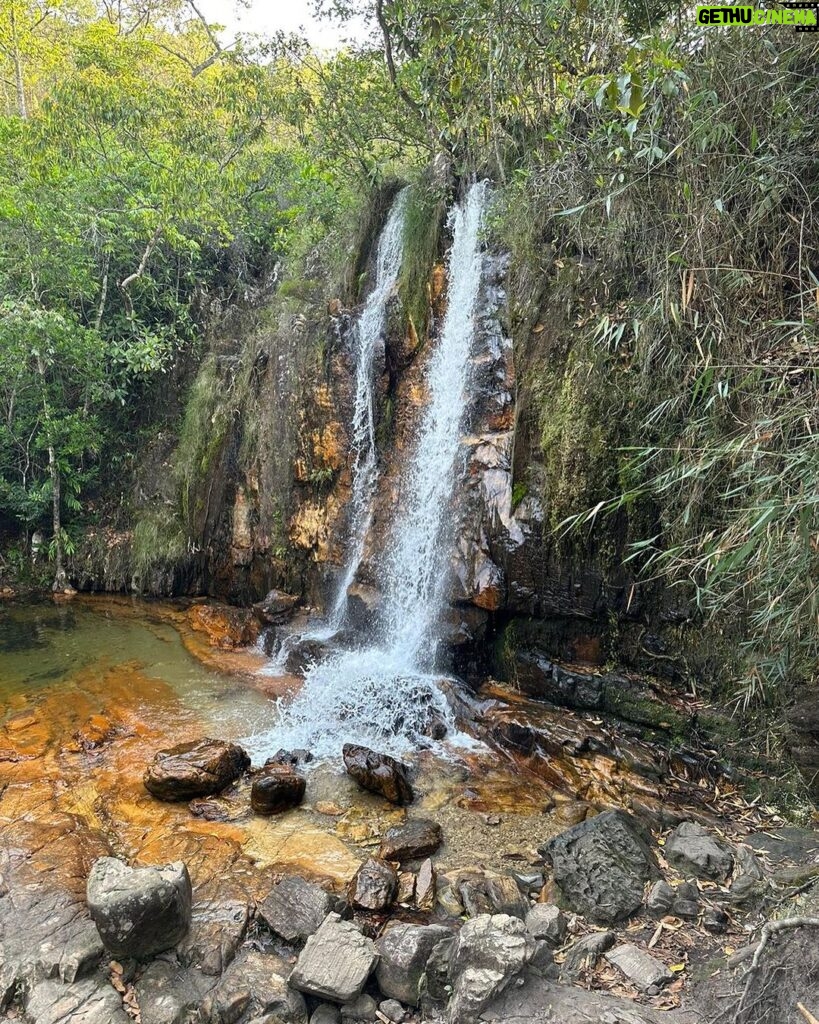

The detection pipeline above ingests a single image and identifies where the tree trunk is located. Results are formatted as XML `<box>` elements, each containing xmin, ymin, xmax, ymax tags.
<box><xmin>34</xmin><ymin>350</ymin><xmax>65</xmax><ymax>591</ymax></box>
<box><xmin>48</xmin><ymin>443</ymin><xmax>66</xmax><ymax>591</ymax></box>
<box><xmin>10</xmin><ymin>4</ymin><xmax>28</xmax><ymax>119</ymax></box>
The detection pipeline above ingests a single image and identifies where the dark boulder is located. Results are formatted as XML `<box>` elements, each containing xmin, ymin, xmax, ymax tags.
<box><xmin>253</xmin><ymin>589</ymin><xmax>300</xmax><ymax>624</ymax></box>
<box><xmin>258</xmin><ymin>877</ymin><xmax>334</xmax><ymax>944</ymax></box>
<box><xmin>350</xmin><ymin>858</ymin><xmax>397</xmax><ymax>911</ymax></box>
<box><xmin>342</xmin><ymin>744</ymin><xmax>413</xmax><ymax>805</ymax></box>
<box><xmin>266</xmin><ymin>748</ymin><xmax>314</xmax><ymax>768</ymax></box>
<box><xmin>379</xmin><ymin>819</ymin><xmax>443</xmax><ymax>862</ymax></box>
<box><xmin>144</xmin><ymin>738</ymin><xmax>250</xmax><ymax>802</ymax></box>
<box><xmin>376</xmin><ymin>923</ymin><xmax>453</xmax><ymax>1007</ymax></box>
<box><xmin>251</xmin><ymin>765</ymin><xmax>306</xmax><ymax>815</ymax></box>
<box><xmin>540</xmin><ymin>810</ymin><xmax>660</xmax><ymax>924</ymax></box>
<box><xmin>86</xmin><ymin>857</ymin><xmax>192</xmax><ymax>960</ymax></box>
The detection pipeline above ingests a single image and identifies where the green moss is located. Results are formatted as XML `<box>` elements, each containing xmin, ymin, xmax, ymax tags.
<box><xmin>536</xmin><ymin>343</ymin><xmax>617</xmax><ymax>536</ymax></box>
<box><xmin>398</xmin><ymin>177</ymin><xmax>447</xmax><ymax>338</ymax></box>
<box><xmin>511</xmin><ymin>481</ymin><xmax>528</xmax><ymax>510</ymax></box>
<box><xmin>132</xmin><ymin>509</ymin><xmax>186</xmax><ymax>580</ymax></box>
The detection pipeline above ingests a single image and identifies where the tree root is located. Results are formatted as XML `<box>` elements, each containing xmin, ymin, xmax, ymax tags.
<box><xmin>734</xmin><ymin>917</ymin><xmax>819</xmax><ymax>1023</ymax></box>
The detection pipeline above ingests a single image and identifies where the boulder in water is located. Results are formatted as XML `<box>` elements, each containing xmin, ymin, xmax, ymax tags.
<box><xmin>379</xmin><ymin>818</ymin><xmax>443</xmax><ymax>862</ymax></box>
<box><xmin>144</xmin><ymin>738</ymin><xmax>250</xmax><ymax>801</ymax></box>
<box><xmin>350</xmin><ymin>858</ymin><xmax>397</xmax><ymax>911</ymax></box>
<box><xmin>251</xmin><ymin>764</ymin><xmax>306</xmax><ymax>815</ymax></box>
<box><xmin>342</xmin><ymin>744</ymin><xmax>413</xmax><ymax>805</ymax></box>
<box><xmin>86</xmin><ymin>857</ymin><xmax>192</xmax><ymax>959</ymax></box>
<box><xmin>187</xmin><ymin>602</ymin><xmax>259</xmax><ymax>649</ymax></box>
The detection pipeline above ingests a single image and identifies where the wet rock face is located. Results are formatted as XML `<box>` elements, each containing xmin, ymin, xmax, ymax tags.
<box><xmin>665</xmin><ymin>821</ymin><xmax>734</xmax><ymax>881</ymax></box>
<box><xmin>541</xmin><ymin>810</ymin><xmax>660</xmax><ymax>925</ymax></box>
<box><xmin>143</xmin><ymin>738</ymin><xmax>250</xmax><ymax>802</ymax></box>
<box><xmin>250</xmin><ymin>764</ymin><xmax>306</xmax><ymax>815</ymax></box>
<box><xmin>258</xmin><ymin>877</ymin><xmax>334</xmax><ymax>944</ymax></box>
<box><xmin>86</xmin><ymin>857</ymin><xmax>192</xmax><ymax>960</ymax></box>
<box><xmin>342</xmin><ymin>744</ymin><xmax>414</xmax><ymax>805</ymax></box>
<box><xmin>177</xmin><ymin>898</ymin><xmax>251</xmax><ymax>977</ymax></box>
<box><xmin>379</xmin><ymin>818</ymin><xmax>443</xmax><ymax>862</ymax></box>
<box><xmin>289</xmin><ymin>913</ymin><xmax>378</xmax><ymax>1003</ymax></box>
<box><xmin>350</xmin><ymin>857</ymin><xmax>398</xmax><ymax>911</ymax></box>
<box><xmin>375</xmin><ymin>922</ymin><xmax>453</xmax><ymax>1007</ymax></box>
<box><xmin>447</xmin><ymin>913</ymin><xmax>536</xmax><ymax>1024</ymax></box>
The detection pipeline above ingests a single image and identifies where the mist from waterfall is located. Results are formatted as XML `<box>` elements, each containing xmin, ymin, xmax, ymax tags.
<box><xmin>255</xmin><ymin>181</ymin><xmax>489</xmax><ymax>757</ymax></box>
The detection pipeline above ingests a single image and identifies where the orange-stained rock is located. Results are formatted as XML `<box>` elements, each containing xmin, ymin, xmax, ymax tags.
<box><xmin>309</xmin><ymin>421</ymin><xmax>346</xmax><ymax>472</ymax></box>
<box><xmin>187</xmin><ymin>602</ymin><xmax>259</xmax><ymax>650</ymax></box>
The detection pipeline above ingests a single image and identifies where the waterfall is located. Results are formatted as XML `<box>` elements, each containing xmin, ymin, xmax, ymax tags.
<box><xmin>265</xmin><ymin>189</ymin><xmax>408</xmax><ymax>669</ymax></box>
<box><xmin>256</xmin><ymin>181</ymin><xmax>488</xmax><ymax>756</ymax></box>
<box><xmin>325</xmin><ymin>187</ymin><xmax>408</xmax><ymax>629</ymax></box>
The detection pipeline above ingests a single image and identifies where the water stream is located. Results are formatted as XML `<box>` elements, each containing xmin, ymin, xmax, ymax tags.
<box><xmin>267</xmin><ymin>188</ymin><xmax>408</xmax><ymax>670</ymax></box>
<box><xmin>255</xmin><ymin>181</ymin><xmax>489</xmax><ymax>758</ymax></box>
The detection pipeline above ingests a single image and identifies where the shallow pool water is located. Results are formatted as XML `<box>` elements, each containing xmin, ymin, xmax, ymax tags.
<box><xmin>0</xmin><ymin>598</ymin><xmax>276</xmax><ymax>742</ymax></box>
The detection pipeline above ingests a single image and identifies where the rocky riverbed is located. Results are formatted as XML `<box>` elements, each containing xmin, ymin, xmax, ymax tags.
<box><xmin>1</xmin><ymin>596</ymin><xmax>819</xmax><ymax>1024</ymax></box>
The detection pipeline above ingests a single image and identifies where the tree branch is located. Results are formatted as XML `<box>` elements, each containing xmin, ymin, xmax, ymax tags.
<box><xmin>119</xmin><ymin>223</ymin><xmax>163</xmax><ymax>317</ymax></box>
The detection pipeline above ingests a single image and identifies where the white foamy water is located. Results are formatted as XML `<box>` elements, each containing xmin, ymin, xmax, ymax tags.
<box><xmin>252</xmin><ymin>182</ymin><xmax>489</xmax><ymax>757</ymax></box>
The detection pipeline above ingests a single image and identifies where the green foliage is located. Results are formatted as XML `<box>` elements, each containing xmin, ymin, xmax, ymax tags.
<box><xmin>486</xmin><ymin>22</ymin><xmax>819</xmax><ymax>703</ymax></box>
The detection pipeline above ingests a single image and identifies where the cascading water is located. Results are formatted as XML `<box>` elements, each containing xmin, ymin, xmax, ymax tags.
<box><xmin>265</xmin><ymin>189</ymin><xmax>408</xmax><ymax>669</ymax></box>
<box><xmin>254</xmin><ymin>181</ymin><xmax>488</xmax><ymax>757</ymax></box>
<box><xmin>326</xmin><ymin>187</ymin><xmax>408</xmax><ymax>628</ymax></box>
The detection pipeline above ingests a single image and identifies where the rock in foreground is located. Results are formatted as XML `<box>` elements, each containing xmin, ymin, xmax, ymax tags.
<box><xmin>258</xmin><ymin>876</ymin><xmax>333</xmax><ymax>944</ymax></box>
<box><xmin>144</xmin><ymin>738</ymin><xmax>250</xmax><ymax>801</ymax></box>
<box><xmin>541</xmin><ymin>810</ymin><xmax>659</xmax><ymax>924</ymax></box>
<box><xmin>665</xmin><ymin>821</ymin><xmax>734</xmax><ymax>881</ymax></box>
<box><xmin>289</xmin><ymin>913</ymin><xmax>378</xmax><ymax>1003</ymax></box>
<box><xmin>447</xmin><ymin>913</ymin><xmax>536</xmax><ymax>1024</ymax></box>
<box><xmin>86</xmin><ymin>857</ymin><xmax>192</xmax><ymax>959</ymax></box>
<box><xmin>251</xmin><ymin>764</ymin><xmax>306</xmax><ymax>815</ymax></box>
<box><xmin>350</xmin><ymin>858</ymin><xmax>398</xmax><ymax>911</ymax></box>
<box><xmin>379</xmin><ymin>819</ymin><xmax>443</xmax><ymax>862</ymax></box>
<box><xmin>375</xmin><ymin>922</ymin><xmax>452</xmax><ymax>1006</ymax></box>
<box><xmin>342</xmin><ymin>744</ymin><xmax>414</xmax><ymax>805</ymax></box>
<box><xmin>605</xmin><ymin>943</ymin><xmax>673</xmax><ymax>992</ymax></box>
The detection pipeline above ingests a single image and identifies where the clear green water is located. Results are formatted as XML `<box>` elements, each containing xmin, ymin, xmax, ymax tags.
<box><xmin>0</xmin><ymin>599</ymin><xmax>274</xmax><ymax>739</ymax></box>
